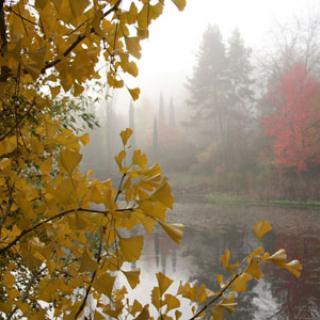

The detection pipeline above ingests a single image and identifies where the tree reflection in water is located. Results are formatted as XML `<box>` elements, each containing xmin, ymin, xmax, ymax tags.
<box><xmin>136</xmin><ymin>204</ymin><xmax>320</xmax><ymax>319</ymax></box>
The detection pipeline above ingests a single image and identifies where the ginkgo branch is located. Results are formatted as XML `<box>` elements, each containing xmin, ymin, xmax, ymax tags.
<box><xmin>0</xmin><ymin>0</ymin><xmax>8</xmax><ymax>81</ymax></box>
<box><xmin>75</xmin><ymin>225</ymin><xmax>106</xmax><ymax>319</ymax></box>
<box><xmin>40</xmin><ymin>0</ymin><xmax>122</xmax><ymax>74</ymax></box>
<box><xmin>188</xmin><ymin>273</ymin><xmax>240</xmax><ymax>320</ymax></box>
<box><xmin>10</xmin><ymin>8</ymin><xmax>36</xmax><ymax>26</ymax></box>
<box><xmin>0</xmin><ymin>100</ymin><xmax>35</xmax><ymax>142</ymax></box>
<box><xmin>114</xmin><ymin>172</ymin><xmax>126</xmax><ymax>203</ymax></box>
<box><xmin>0</xmin><ymin>207</ymin><xmax>134</xmax><ymax>255</ymax></box>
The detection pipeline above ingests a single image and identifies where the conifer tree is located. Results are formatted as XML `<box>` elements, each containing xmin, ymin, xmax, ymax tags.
<box><xmin>186</xmin><ymin>25</ymin><xmax>228</xmax><ymax>142</ymax></box>
<box><xmin>227</xmin><ymin>29</ymin><xmax>254</xmax><ymax>129</ymax></box>
<box><xmin>159</xmin><ymin>92</ymin><xmax>166</xmax><ymax>128</ymax></box>
<box><xmin>152</xmin><ymin>116</ymin><xmax>159</xmax><ymax>161</ymax></box>
<box><xmin>169</xmin><ymin>97</ymin><xmax>176</xmax><ymax>128</ymax></box>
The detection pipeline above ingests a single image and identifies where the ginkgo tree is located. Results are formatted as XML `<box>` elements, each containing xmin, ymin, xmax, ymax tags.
<box><xmin>0</xmin><ymin>0</ymin><xmax>302</xmax><ymax>319</ymax></box>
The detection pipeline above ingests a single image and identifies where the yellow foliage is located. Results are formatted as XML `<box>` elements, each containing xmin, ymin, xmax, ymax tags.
<box><xmin>119</xmin><ymin>235</ymin><xmax>144</xmax><ymax>262</ymax></box>
<box><xmin>253</xmin><ymin>220</ymin><xmax>272</xmax><ymax>239</ymax></box>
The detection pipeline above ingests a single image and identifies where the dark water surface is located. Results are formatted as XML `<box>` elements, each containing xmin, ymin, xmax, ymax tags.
<box><xmin>134</xmin><ymin>202</ymin><xmax>320</xmax><ymax>319</ymax></box>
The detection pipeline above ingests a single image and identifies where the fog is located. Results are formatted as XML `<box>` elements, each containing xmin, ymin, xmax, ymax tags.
<box><xmin>82</xmin><ymin>0</ymin><xmax>320</xmax><ymax>203</ymax></box>
<box><xmin>128</xmin><ymin>0</ymin><xmax>319</xmax><ymax>108</ymax></box>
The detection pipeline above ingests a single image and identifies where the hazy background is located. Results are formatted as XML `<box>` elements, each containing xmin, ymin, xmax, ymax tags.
<box><xmin>81</xmin><ymin>0</ymin><xmax>320</xmax><ymax>202</ymax></box>
<box><xmin>125</xmin><ymin>0</ymin><xmax>320</xmax><ymax>108</ymax></box>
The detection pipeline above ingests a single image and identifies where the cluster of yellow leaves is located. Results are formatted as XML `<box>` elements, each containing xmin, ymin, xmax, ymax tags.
<box><xmin>0</xmin><ymin>0</ymin><xmax>185</xmax><ymax>104</ymax></box>
<box><xmin>0</xmin><ymin>125</ymin><xmax>184</xmax><ymax>319</ymax></box>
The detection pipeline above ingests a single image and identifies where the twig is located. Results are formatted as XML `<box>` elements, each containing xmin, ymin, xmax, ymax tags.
<box><xmin>114</xmin><ymin>172</ymin><xmax>126</xmax><ymax>203</ymax></box>
<box><xmin>74</xmin><ymin>231</ymin><xmax>104</xmax><ymax>319</ymax></box>
<box><xmin>0</xmin><ymin>207</ymin><xmax>135</xmax><ymax>255</ymax></box>
<box><xmin>187</xmin><ymin>273</ymin><xmax>240</xmax><ymax>320</ymax></box>
<box><xmin>10</xmin><ymin>8</ymin><xmax>36</xmax><ymax>26</ymax></box>
<box><xmin>40</xmin><ymin>0</ymin><xmax>122</xmax><ymax>74</ymax></box>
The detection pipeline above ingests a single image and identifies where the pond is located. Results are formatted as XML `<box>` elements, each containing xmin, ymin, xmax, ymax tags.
<box><xmin>131</xmin><ymin>202</ymin><xmax>320</xmax><ymax>319</ymax></box>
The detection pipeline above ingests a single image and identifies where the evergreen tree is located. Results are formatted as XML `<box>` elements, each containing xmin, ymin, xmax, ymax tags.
<box><xmin>152</xmin><ymin>117</ymin><xmax>158</xmax><ymax>161</ymax></box>
<box><xmin>159</xmin><ymin>92</ymin><xmax>166</xmax><ymax>128</ymax></box>
<box><xmin>186</xmin><ymin>26</ymin><xmax>255</xmax><ymax>169</ymax></box>
<box><xmin>169</xmin><ymin>97</ymin><xmax>176</xmax><ymax>128</ymax></box>
<box><xmin>186</xmin><ymin>25</ymin><xmax>228</xmax><ymax>143</ymax></box>
<box><xmin>227</xmin><ymin>29</ymin><xmax>254</xmax><ymax>128</ymax></box>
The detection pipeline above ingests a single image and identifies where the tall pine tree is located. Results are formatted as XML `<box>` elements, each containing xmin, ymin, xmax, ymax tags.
<box><xmin>186</xmin><ymin>26</ymin><xmax>254</xmax><ymax>169</ymax></box>
<box><xmin>186</xmin><ymin>25</ymin><xmax>228</xmax><ymax>143</ymax></box>
<box><xmin>169</xmin><ymin>97</ymin><xmax>176</xmax><ymax>128</ymax></box>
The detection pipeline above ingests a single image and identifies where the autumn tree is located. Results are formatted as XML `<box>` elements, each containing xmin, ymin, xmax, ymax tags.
<box><xmin>0</xmin><ymin>1</ymin><xmax>302</xmax><ymax>319</ymax></box>
<box><xmin>262</xmin><ymin>63</ymin><xmax>320</xmax><ymax>172</ymax></box>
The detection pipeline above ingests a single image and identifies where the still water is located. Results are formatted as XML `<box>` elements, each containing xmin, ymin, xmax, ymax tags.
<box><xmin>132</xmin><ymin>202</ymin><xmax>320</xmax><ymax>319</ymax></box>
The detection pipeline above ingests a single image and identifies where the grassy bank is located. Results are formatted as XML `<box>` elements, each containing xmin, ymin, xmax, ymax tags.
<box><xmin>207</xmin><ymin>193</ymin><xmax>320</xmax><ymax>209</ymax></box>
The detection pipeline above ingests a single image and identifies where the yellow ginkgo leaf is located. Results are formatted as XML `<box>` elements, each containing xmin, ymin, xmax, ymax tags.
<box><xmin>132</xmin><ymin>150</ymin><xmax>147</xmax><ymax>168</ymax></box>
<box><xmin>246</xmin><ymin>256</ymin><xmax>263</xmax><ymax>279</ymax></box>
<box><xmin>216</xmin><ymin>274</ymin><xmax>225</xmax><ymax>288</ymax></box>
<box><xmin>119</xmin><ymin>236</ymin><xmax>143</xmax><ymax>262</ymax></box>
<box><xmin>156</xmin><ymin>272</ymin><xmax>173</xmax><ymax>295</ymax></box>
<box><xmin>159</xmin><ymin>222</ymin><xmax>184</xmax><ymax>244</ymax></box>
<box><xmin>50</xmin><ymin>85</ymin><xmax>60</xmax><ymax>98</ymax></box>
<box><xmin>253</xmin><ymin>220</ymin><xmax>272</xmax><ymax>239</ymax></box>
<box><xmin>94</xmin><ymin>273</ymin><xmax>115</xmax><ymax>298</ymax></box>
<box><xmin>263</xmin><ymin>249</ymin><xmax>287</xmax><ymax>267</ymax></box>
<box><xmin>175</xmin><ymin>310</ymin><xmax>182</xmax><ymax>320</ymax></box>
<box><xmin>163</xmin><ymin>293</ymin><xmax>180</xmax><ymax>311</ymax></box>
<box><xmin>151</xmin><ymin>287</ymin><xmax>161</xmax><ymax>309</ymax></box>
<box><xmin>125</xmin><ymin>37</ymin><xmax>141</xmax><ymax>58</ymax></box>
<box><xmin>120</xmin><ymin>128</ymin><xmax>133</xmax><ymax>146</ymax></box>
<box><xmin>171</xmin><ymin>0</ymin><xmax>187</xmax><ymax>11</ymax></box>
<box><xmin>79</xmin><ymin>133</ymin><xmax>90</xmax><ymax>146</ymax></box>
<box><xmin>211</xmin><ymin>305</ymin><xmax>224</xmax><ymax>320</ymax></box>
<box><xmin>135</xmin><ymin>305</ymin><xmax>150</xmax><ymax>320</ymax></box>
<box><xmin>122</xmin><ymin>269</ymin><xmax>140</xmax><ymax>289</ymax></box>
<box><xmin>79</xmin><ymin>249</ymin><xmax>98</xmax><ymax>273</ymax></box>
<box><xmin>151</xmin><ymin>180</ymin><xmax>174</xmax><ymax>209</ymax></box>
<box><xmin>130</xmin><ymin>300</ymin><xmax>143</xmax><ymax>316</ymax></box>
<box><xmin>59</xmin><ymin>148</ymin><xmax>82</xmax><ymax>174</ymax></box>
<box><xmin>220</xmin><ymin>292</ymin><xmax>237</xmax><ymax>313</ymax></box>
<box><xmin>115</xmin><ymin>150</ymin><xmax>126</xmax><ymax>172</ymax></box>
<box><xmin>40</xmin><ymin>158</ymin><xmax>52</xmax><ymax>175</ymax></box>
<box><xmin>285</xmin><ymin>260</ymin><xmax>303</xmax><ymax>278</ymax></box>
<box><xmin>220</xmin><ymin>249</ymin><xmax>239</xmax><ymax>272</ymax></box>
<box><xmin>69</xmin><ymin>0</ymin><xmax>88</xmax><ymax>18</ymax></box>
<box><xmin>128</xmin><ymin>87</ymin><xmax>140</xmax><ymax>100</ymax></box>
<box><xmin>231</xmin><ymin>273</ymin><xmax>252</xmax><ymax>292</ymax></box>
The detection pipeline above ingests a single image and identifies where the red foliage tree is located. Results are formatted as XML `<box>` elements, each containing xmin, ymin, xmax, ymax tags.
<box><xmin>262</xmin><ymin>64</ymin><xmax>320</xmax><ymax>172</ymax></box>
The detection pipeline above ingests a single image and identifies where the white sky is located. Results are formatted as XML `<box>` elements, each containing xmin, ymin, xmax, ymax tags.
<box><xmin>114</xmin><ymin>0</ymin><xmax>319</xmax><ymax>114</ymax></box>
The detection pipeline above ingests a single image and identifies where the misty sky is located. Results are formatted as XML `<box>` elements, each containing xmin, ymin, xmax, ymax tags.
<box><xmin>113</xmin><ymin>0</ymin><xmax>319</xmax><ymax>114</ymax></box>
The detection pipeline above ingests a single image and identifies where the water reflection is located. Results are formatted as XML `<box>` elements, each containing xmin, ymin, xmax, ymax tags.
<box><xmin>136</xmin><ymin>203</ymin><xmax>320</xmax><ymax>319</ymax></box>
